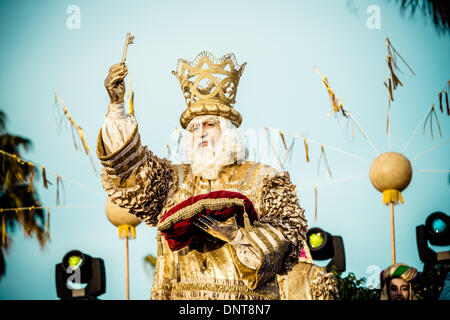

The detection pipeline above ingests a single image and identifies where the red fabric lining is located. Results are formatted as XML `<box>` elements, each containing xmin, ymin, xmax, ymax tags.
<box><xmin>159</xmin><ymin>190</ymin><xmax>258</xmax><ymax>251</ymax></box>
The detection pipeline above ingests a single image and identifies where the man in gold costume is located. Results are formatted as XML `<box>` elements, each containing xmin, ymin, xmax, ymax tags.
<box><xmin>97</xmin><ymin>51</ymin><xmax>335</xmax><ymax>300</ymax></box>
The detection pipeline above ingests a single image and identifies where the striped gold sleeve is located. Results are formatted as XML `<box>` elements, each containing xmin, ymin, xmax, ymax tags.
<box><xmin>260</xmin><ymin>171</ymin><xmax>308</xmax><ymax>275</ymax></box>
<box><xmin>229</xmin><ymin>221</ymin><xmax>290</xmax><ymax>290</ymax></box>
<box><xmin>97</xmin><ymin>124</ymin><xmax>173</xmax><ymax>226</ymax></box>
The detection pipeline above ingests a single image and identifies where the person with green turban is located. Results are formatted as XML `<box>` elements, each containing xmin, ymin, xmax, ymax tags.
<box><xmin>380</xmin><ymin>263</ymin><xmax>420</xmax><ymax>300</ymax></box>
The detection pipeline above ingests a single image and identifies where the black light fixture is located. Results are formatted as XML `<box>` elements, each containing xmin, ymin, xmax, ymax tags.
<box><xmin>306</xmin><ymin>227</ymin><xmax>346</xmax><ymax>272</ymax></box>
<box><xmin>55</xmin><ymin>250</ymin><xmax>106</xmax><ymax>300</ymax></box>
<box><xmin>416</xmin><ymin>211</ymin><xmax>450</xmax><ymax>268</ymax></box>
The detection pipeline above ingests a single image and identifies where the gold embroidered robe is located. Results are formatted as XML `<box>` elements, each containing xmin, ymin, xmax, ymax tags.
<box><xmin>97</xmin><ymin>124</ymin><xmax>308</xmax><ymax>300</ymax></box>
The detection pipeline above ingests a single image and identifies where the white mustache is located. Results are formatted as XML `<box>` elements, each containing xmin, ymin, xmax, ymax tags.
<box><xmin>196</xmin><ymin>136</ymin><xmax>214</xmax><ymax>148</ymax></box>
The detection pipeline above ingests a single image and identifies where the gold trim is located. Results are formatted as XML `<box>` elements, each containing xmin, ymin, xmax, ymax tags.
<box><xmin>252</xmin><ymin>225</ymin><xmax>276</xmax><ymax>283</ymax></box>
<box><xmin>157</xmin><ymin>197</ymin><xmax>245</xmax><ymax>231</ymax></box>
<box><xmin>101</xmin><ymin>135</ymin><xmax>142</xmax><ymax>169</ymax></box>
<box><xmin>179</xmin><ymin>103</ymin><xmax>242</xmax><ymax>129</ymax></box>
<box><xmin>104</xmin><ymin>146</ymin><xmax>146</xmax><ymax>176</ymax></box>
<box><xmin>97</xmin><ymin>124</ymin><xmax>139</xmax><ymax>161</ymax></box>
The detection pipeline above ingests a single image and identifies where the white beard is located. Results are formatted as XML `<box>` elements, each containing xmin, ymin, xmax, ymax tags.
<box><xmin>190</xmin><ymin>136</ymin><xmax>235</xmax><ymax>180</ymax></box>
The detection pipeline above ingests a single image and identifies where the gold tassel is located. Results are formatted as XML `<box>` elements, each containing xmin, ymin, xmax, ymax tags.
<box><xmin>28</xmin><ymin>206</ymin><xmax>36</xmax><ymax>237</ymax></box>
<box><xmin>386</xmin><ymin>55</ymin><xmax>403</xmax><ymax>90</ymax></box>
<box><xmin>384</xmin><ymin>38</ymin><xmax>415</xmax><ymax>103</ymax></box>
<box><xmin>313</xmin><ymin>66</ymin><xmax>348</xmax><ymax>120</ymax></box>
<box><xmin>384</xmin><ymin>77</ymin><xmax>394</xmax><ymax>102</ymax></box>
<box><xmin>382</xmin><ymin>189</ymin><xmax>404</xmax><ymax>205</ymax></box>
<box><xmin>423</xmin><ymin>105</ymin><xmax>442</xmax><ymax>139</ymax></box>
<box><xmin>166</xmin><ymin>143</ymin><xmax>172</xmax><ymax>158</ymax></box>
<box><xmin>385</xmin><ymin>38</ymin><xmax>415</xmax><ymax>76</ymax></box>
<box><xmin>41</xmin><ymin>166</ymin><xmax>49</xmax><ymax>188</ymax></box>
<box><xmin>56</xmin><ymin>175</ymin><xmax>66</xmax><ymax>206</ymax></box>
<box><xmin>432</xmin><ymin>106</ymin><xmax>443</xmax><ymax>138</ymax></box>
<box><xmin>304</xmin><ymin>138</ymin><xmax>310</xmax><ymax>163</ymax></box>
<box><xmin>279</xmin><ymin>130</ymin><xmax>288</xmax><ymax>150</ymax></box>
<box><xmin>27</xmin><ymin>163</ymin><xmax>35</xmax><ymax>195</ymax></box>
<box><xmin>118</xmin><ymin>224</ymin><xmax>136</xmax><ymax>240</ymax></box>
<box><xmin>318</xmin><ymin>145</ymin><xmax>332</xmax><ymax>177</ymax></box>
<box><xmin>55</xmin><ymin>93</ymin><xmax>90</xmax><ymax>155</ymax></box>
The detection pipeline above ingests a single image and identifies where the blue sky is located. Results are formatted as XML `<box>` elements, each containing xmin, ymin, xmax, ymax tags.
<box><xmin>0</xmin><ymin>0</ymin><xmax>449</xmax><ymax>299</ymax></box>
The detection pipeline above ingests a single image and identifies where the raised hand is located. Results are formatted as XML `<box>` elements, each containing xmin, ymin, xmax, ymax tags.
<box><xmin>193</xmin><ymin>215</ymin><xmax>239</xmax><ymax>243</ymax></box>
<box><xmin>104</xmin><ymin>63</ymin><xmax>128</xmax><ymax>104</ymax></box>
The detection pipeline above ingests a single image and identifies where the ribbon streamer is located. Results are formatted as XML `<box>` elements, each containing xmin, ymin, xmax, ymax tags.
<box><xmin>55</xmin><ymin>93</ymin><xmax>90</xmax><ymax>155</ymax></box>
<box><xmin>25</xmin><ymin>206</ymin><xmax>36</xmax><ymax>237</ymax></box>
<box><xmin>386</xmin><ymin>55</ymin><xmax>403</xmax><ymax>92</ymax></box>
<box><xmin>27</xmin><ymin>164</ymin><xmax>35</xmax><ymax>196</ymax></box>
<box><xmin>0</xmin><ymin>149</ymin><xmax>102</xmax><ymax>199</ymax></box>
<box><xmin>166</xmin><ymin>143</ymin><xmax>172</xmax><ymax>158</ymax></box>
<box><xmin>56</xmin><ymin>175</ymin><xmax>66</xmax><ymax>206</ymax></box>
<box><xmin>279</xmin><ymin>130</ymin><xmax>288</xmax><ymax>150</ymax></box>
<box><xmin>281</xmin><ymin>138</ymin><xmax>295</xmax><ymax>164</ymax></box>
<box><xmin>265</xmin><ymin>127</ymin><xmax>285</xmax><ymax>170</ymax></box>
<box><xmin>41</xmin><ymin>166</ymin><xmax>50</xmax><ymax>189</ymax></box>
<box><xmin>384</xmin><ymin>37</ymin><xmax>415</xmax><ymax>103</ymax></box>
<box><xmin>313</xmin><ymin>66</ymin><xmax>348</xmax><ymax>120</ymax></box>
<box><xmin>54</xmin><ymin>93</ymin><xmax>98</xmax><ymax>175</ymax></box>
<box><xmin>385</xmin><ymin>37</ymin><xmax>416</xmax><ymax>76</ymax></box>
<box><xmin>422</xmin><ymin>105</ymin><xmax>442</xmax><ymax>139</ymax></box>
<box><xmin>303</xmin><ymin>138</ymin><xmax>310</xmax><ymax>163</ymax></box>
<box><xmin>384</xmin><ymin>77</ymin><xmax>394</xmax><ymax>102</ymax></box>
<box><xmin>317</xmin><ymin>144</ymin><xmax>332</xmax><ymax>178</ymax></box>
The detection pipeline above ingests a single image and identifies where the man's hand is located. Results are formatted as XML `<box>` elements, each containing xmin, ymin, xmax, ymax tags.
<box><xmin>104</xmin><ymin>63</ymin><xmax>128</xmax><ymax>104</ymax></box>
<box><xmin>194</xmin><ymin>215</ymin><xmax>239</xmax><ymax>243</ymax></box>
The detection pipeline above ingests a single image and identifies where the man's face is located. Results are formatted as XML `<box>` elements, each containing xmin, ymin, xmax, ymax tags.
<box><xmin>191</xmin><ymin>118</ymin><xmax>222</xmax><ymax>149</ymax></box>
<box><xmin>388</xmin><ymin>278</ymin><xmax>409</xmax><ymax>300</ymax></box>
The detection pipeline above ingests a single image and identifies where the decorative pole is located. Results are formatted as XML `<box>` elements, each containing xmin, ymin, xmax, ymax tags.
<box><xmin>369</xmin><ymin>152</ymin><xmax>412</xmax><ymax>265</ymax></box>
<box><xmin>105</xmin><ymin>198</ymin><xmax>141</xmax><ymax>300</ymax></box>
<box><xmin>389</xmin><ymin>202</ymin><xmax>396</xmax><ymax>264</ymax></box>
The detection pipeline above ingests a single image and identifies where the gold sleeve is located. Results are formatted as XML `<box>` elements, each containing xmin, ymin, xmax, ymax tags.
<box><xmin>232</xmin><ymin>221</ymin><xmax>290</xmax><ymax>290</ymax></box>
<box><xmin>97</xmin><ymin>124</ymin><xmax>173</xmax><ymax>226</ymax></box>
<box><xmin>309</xmin><ymin>266</ymin><xmax>339</xmax><ymax>300</ymax></box>
<box><xmin>259</xmin><ymin>171</ymin><xmax>308</xmax><ymax>275</ymax></box>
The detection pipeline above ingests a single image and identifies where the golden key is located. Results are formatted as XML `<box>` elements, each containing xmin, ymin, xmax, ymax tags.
<box><xmin>121</xmin><ymin>32</ymin><xmax>135</xmax><ymax>65</ymax></box>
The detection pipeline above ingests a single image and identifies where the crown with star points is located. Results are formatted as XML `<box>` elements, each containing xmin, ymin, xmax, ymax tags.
<box><xmin>172</xmin><ymin>51</ymin><xmax>247</xmax><ymax>129</ymax></box>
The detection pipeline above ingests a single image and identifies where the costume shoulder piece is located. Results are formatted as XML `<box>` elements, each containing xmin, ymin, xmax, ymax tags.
<box><xmin>260</xmin><ymin>171</ymin><xmax>308</xmax><ymax>274</ymax></box>
<box><xmin>97</xmin><ymin>124</ymin><xmax>173</xmax><ymax>226</ymax></box>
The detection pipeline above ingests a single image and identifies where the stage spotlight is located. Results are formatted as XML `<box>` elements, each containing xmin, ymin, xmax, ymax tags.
<box><xmin>55</xmin><ymin>250</ymin><xmax>106</xmax><ymax>300</ymax></box>
<box><xmin>425</xmin><ymin>212</ymin><xmax>449</xmax><ymax>246</ymax></box>
<box><xmin>306</xmin><ymin>227</ymin><xmax>346</xmax><ymax>272</ymax></box>
<box><xmin>417</xmin><ymin>212</ymin><xmax>450</xmax><ymax>267</ymax></box>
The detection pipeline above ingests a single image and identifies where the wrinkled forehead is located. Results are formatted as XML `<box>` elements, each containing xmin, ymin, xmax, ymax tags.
<box><xmin>186</xmin><ymin>115</ymin><xmax>221</xmax><ymax>132</ymax></box>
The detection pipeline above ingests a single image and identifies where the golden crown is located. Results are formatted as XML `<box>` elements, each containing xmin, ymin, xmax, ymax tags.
<box><xmin>172</xmin><ymin>51</ymin><xmax>247</xmax><ymax>129</ymax></box>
